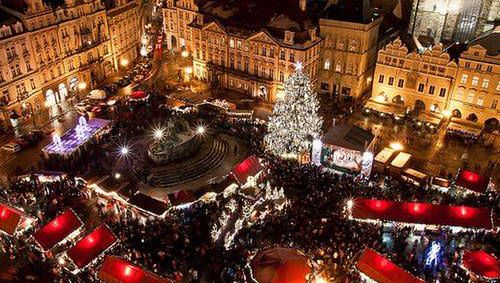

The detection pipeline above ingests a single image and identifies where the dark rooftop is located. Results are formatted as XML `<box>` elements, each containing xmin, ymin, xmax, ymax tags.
<box><xmin>466</xmin><ymin>26</ymin><xmax>500</xmax><ymax>57</ymax></box>
<box><xmin>129</xmin><ymin>193</ymin><xmax>169</xmax><ymax>216</ymax></box>
<box><xmin>0</xmin><ymin>8</ymin><xmax>21</xmax><ymax>27</ymax></box>
<box><xmin>322</xmin><ymin>0</ymin><xmax>378</xmax><ymax>24</ymax></box>
<box><xmin>322</xmin><ymin>125</ymin><xmax>375</xmax><ymax>152</ymax></box>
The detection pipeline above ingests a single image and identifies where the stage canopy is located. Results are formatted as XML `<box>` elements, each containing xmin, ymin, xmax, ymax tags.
<box><xmin>33</xmin><ymin>210</ymin><xmax>83</xmax><ymax>251</ymax></box>
<box><xmin>356</xmin><ymin>248</ymin><xmax>424</xmax><ymax>283</ymax></box>
<box><xmin>350</xmin><ymin>198</ymin><xmax>492</xmax><ymax>229</ymax></box>
<box><xmin>462</xmin><ymin>251</ymin><xmax>500</xmax><ymax>280</ymax></box>
<box><xmin>455</xmin><ymin>170</ymin><xmax>490</xmax><ymax>194</ymax></box>
<box><xmin>230</xmin><ymin>155</ymin><xmax>263</xmax><ymax>185</ymax></box>
<box><xmin>251</xmin><ymin>247</ymin><xmax>312</xmax><ymax>283</ymax></box>
<box><xmin>67</xmin><ymin>225</ymin><xmax>117</xmax><ymax>269</ymax></box>
<box><xmin>322</xmin><ymin>125</ymin><xmax>375</xmax><ymax>152</ymax></box>
<box><xmin>0</xmin><ymin>203</ymin><xmax>23</xmax><ymax>235</ymax></box>
<box><xmin>98</xmin><ymin>256</ymin><xmax>172</xmax><ymax>283</ymax></box>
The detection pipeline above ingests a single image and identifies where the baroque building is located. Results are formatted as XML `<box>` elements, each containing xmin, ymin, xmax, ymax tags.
<box><xmin>372</xmin><ymin>38</ymin><xmax>458</xmax><ymax>115</ymax></box>
<box><xmin>164</xmin><ymin>0</ymin><xmax>321</xmax><ymax>103</ymax></box>
<box><xmin>409</xmin><ymin>0</ymin><xmax>499</xmax><ymax>44</ymax></box>
<box><xmin>317</xmin><ymin>0</ymin><xmax>383</xmax><ymax>101</ymax></box>
<box><xmin>449</xmin><ymin>27</ymin><xmax>499</xmax><ymax>126</ymax></box>
<box><xmin>0</xmin><ymin>0</ymin><xmax>142</xmax><ymax>127</ymax></box>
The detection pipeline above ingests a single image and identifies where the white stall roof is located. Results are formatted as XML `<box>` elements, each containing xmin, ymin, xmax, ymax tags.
<box><xmin>390</xmin><ymin>152</ymin><xmax>412</xmax><ymax>168</ymax></box>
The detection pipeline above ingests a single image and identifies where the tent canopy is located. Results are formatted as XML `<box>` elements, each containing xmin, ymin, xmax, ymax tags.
<box><xmin>251</xmin><ymin>247</ymin><xmax>312</xmax><ymax>283</ymax></box>
<box><xmin>230</xmin><ymin>155</ymin><xmax>263</xmax><ymax>185</ymax></box>
<box><xmin>356</xmin><ymin>249</ymin><xmax>424</xmax><ymax>283</ymax></box>
<box><xmin>98</xmin><ymin>256</ymin><xmax>172</xmax><ymax>283</ymax></box>
<box><xmin>322</xmin><ymin>125</ymin><xmax>375</xmax><ymax>152</ymax></box>
<box><xmin>0</xmin><ymin>203</ymin><xmax>23</xmax><ymax>235</ymax></box>
<box><xmin>462</xmin><ymin>250</ymin><xmax>500</xmax><ymax>280</ymax></box>
<box><xmin>167</xmin><ymin>190</ymin><xmax>194</xmax><ymax>206</ymax></box>
<box><xmin>364</xmin><ymin>100</ymin><xmax>407</xmax><ymax>116</ymax></box>
<box><xmin>67</xmin><ymin>225</ymin><xmax>117</xmax><ymax>269</ymax></box>
<box><xmin>129</xmin><ymin>192</ymin><xmax>169</xmax><ymax>216</ymax></box>
<box><xmin>351</xmin><ymin>198</ymin><xmax>492</xmax><ymax>229</ymax></box>
<box><xmin>455</xmin><ymin>169</ymin><xmax>490</xmax><ymax>194</ymax></box>
<box><xmin>33</xmin><ymin>210</ymin><xmax>83</xmax><ymax>250</ymax></box>
<box><xmin>130</xmin><ymin>91</ymin><xmax>149</xmax><ymax>100</ymax></box>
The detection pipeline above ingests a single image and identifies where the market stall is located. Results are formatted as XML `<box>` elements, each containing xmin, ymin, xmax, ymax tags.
<box><xmin>461</xmin><ymin>250</ymin><xmax>500</xmax><ymax>281</ymax></box>
<box><xmin>402</xmin><ymin>168</ymin><xmax>428</xmax><ymax>186</ymax></box>
<box><xmin>98</xmin><ymin>256</ymin><xmax>173</xmax><ymax>283</ymax></box>
<box><xmin>0</xmin><ymin>203</ymin><xmax>34</xmax><ymax>236</ymax></box>
<box><xmin>389</xmin><ymin>152</ymin><xmax>412</xmax><ymax>176</ymax></box>
<box><xmin>33</xmin><ymin>210</ymin><xmax>83</xmax><ymax>251</ymax></box>
<box><xmin>321</xmin><ymin>125</ymin><xmax>375</xmax><ymax>173</ymax></box>
<box><xmin>227</xmin><ymin>109</ymin><xmax>254</xmax><ymax>121</ymax></box>
<box><xmin>129</xmin><ymin>90</ymin><xmax>149</xmax><ymax>101</ymax></box>
<box><xmin>373</xmin><ymin>147</ymin><xmax>396</xmax><ymax>173</ymax></box>
<box><xmin>167</xmin><ymin>190</ymin><xmax>194</xmax><ymax>207</ymax></box>
<box><xmin>348</xmin><ymin>198</ymin><xmax>493</xmax><ymax>230</ymax></box>
<box><xmin>447</xmin><ymin>118</ymin><xmax>482</xmax><ymax>139</ymax></box>
<box><xmin>229</xmin><ymin>155</ymin><xmax>263</xmax><ymax>187</ymax></box>
<box><xmin>355</xmin><ymin>248</ymin><xmax>424</xmax><ymax>283</ymax></box>
<box><xmin>455</xmin><ymin>169</ymin><xmax>491</xmax><ymax>194</ymax></box>
<box><xmin>363</xmin><ymin>100</ymin><xmax>408</xmax><ymax>120</ymax></box>
<box><xmin>415</xmin><ymin>113</ymin><xmax>443</xmax><ymax>133</ymax></box>
<box><xmin>64</xmin><ymin>224</ymin><xmax>117</xmax><ymax>273</ymax></box>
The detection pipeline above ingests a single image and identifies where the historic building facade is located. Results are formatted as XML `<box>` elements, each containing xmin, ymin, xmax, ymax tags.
<box><xmin>0</xmin><ymin>0</ymin><xmax>142</xmax><ymax>127</ymax></box>
<box><xmin>449</xmin><ymin>28</ymin><xmax>499</xmax><ymax>126</ymax></box>
<box><xmin>371</xmin><ymin>38</ymin><xmax>458</xmax><ymax>115</ymax></box>
<box><xmin>409</xmin><ymin>0</ymin><xmax>499</xmax><ymax>44</ymax></box>
<box><xmin>162</xmin><ymin>0</ymin><xmax>199</xmax><ymax>52</ymax></box>
<box><xmin>317</xmin><ymin>16</ymin><xmax>382</xmax><ymax>101</ymax></box>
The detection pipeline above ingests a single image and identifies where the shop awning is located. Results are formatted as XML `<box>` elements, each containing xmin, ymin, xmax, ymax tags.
<box><xmin>128</xmin><ymin>193</ymin><xmax>169</xmax><ymax>216</ymax></box>
<box><xmin>98</xmin><ymin>256</ymin><xmax>172</xmax><ymax>283</ymax></box>
<box><xmin>447</xmin><ymin>120</ymin><xmax>482</xmax><ymax>136</ymax></box>
<box><xmin>0</xmin><ymin>203</ymin><xmax>23</xmax><ymax>235</ymax></box>
<box><xmin>251</xmin><ymin>247</ymin><xmax>312</xmax><ymax>283</ymax></box>
<box><xmin>350</xmin><ymin>198</ymin><xmax>492</xmax><ymax>229</ymax></box>
<box><xmin>67</xmin><ymin>225</ymin><xmax>117</xmax><ymax>269</ymax></box>
<box><xmin>455</xmin><ymin>169</ymin><xmax>490</xmax><ymax>194</ymax></box>
<box><xmin>416</xmin><ymin>113</ymin><xmax>443</xmax><ymax>125</ymax></box>
<box><xmin>230</xmin><ymin>155</ymin><xmax>263</xmax><ymax>185</ymax></box>
<box><xmin>461</xmin><ymin>251</ymin><xmax>500</xmax><ymax>280</ymax></box>
<box><xmin>374</xmin><ymin>148</ymin><xmax>395</xmax><ymax>164</ymax></box>
<box><xmin>356</xmin><ymin>248</ymin><xmax>424</xmax><ymax>283</ymax></box>
<box><xmin>33</xmin><ymin>210</ymin><xmax>83</xmax><ymax>251</ymax></box>
<box><xmin>364</xmin><ymin>100</ymin><xmax>407</xmax><ymax>116</ymax></box>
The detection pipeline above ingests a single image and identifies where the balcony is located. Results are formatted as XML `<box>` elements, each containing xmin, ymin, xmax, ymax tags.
<box><xmin>207</xmin><ymin>62</ymin><xmax>273</xmax><ymax>84</ymax></box>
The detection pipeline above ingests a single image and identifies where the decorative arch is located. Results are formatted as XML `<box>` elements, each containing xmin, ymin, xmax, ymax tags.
<box><xmin>484</xmin><ymin>118</ymin><xmax>499</xmax><ymax>132</ymax></box>
<box><xmin>430</xmin><ymin>103</ymin><xmax>440</xmax><ymax>113</ymax></box>
<box><xmin>452</xmin><ymin>109</ymin><xmax>462</xmax><ymax>118</ymax></box>
<box><xmin>414</xmin><ymin>100</ymin><xmax>425</xmax><ymax>112</ymax></box>
<box><xmin>392</xmin><ymin>95</ymin><xmax>404</xmax><ymax>105</ymax></box>
<box><xmin>466</xmin><ymin>113</ymin><xmax>478</xmax><ymax>122</ymax></box>
<box><xmin>324</xmin><ymin>58</ymin><xmax>331</xmax><ymax>70</ymax></box>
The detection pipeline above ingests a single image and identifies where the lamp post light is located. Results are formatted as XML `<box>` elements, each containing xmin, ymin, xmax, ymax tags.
<box><xmin>77</xmin><ymin>82</ymin><xmax>87</xmax><ymax>100</ymax></box>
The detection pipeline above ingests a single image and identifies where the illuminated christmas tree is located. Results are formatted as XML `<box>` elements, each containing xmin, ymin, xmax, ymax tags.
<box><xmin>264</xmin><ymin>62</ymin><xmax>323</xmax><ymax>158</ymax></box>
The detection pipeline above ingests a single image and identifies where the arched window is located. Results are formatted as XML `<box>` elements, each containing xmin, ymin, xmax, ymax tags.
<box><xmin>349</xmin><ymin>40</ymin><xmax>357</xmax><ymax>52</ymax></box>
<box><xmin>335</xmin><ymin>61</ymin><xmax>342</xmax><ymax>72</ymax></box>
<box><xmin>324</xmin><ymin>58</ymin><xmax>330</xmax><ymax>70</ymax></box>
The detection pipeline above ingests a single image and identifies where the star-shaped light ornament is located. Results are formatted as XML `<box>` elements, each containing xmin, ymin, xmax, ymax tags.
<box><xmin>295</xmin><ymin>61</ymin><xmax>303</xmax><ymax>72</ymax></box>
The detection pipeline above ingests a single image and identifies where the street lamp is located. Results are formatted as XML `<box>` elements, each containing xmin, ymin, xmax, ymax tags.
<box><xmin>442</xmin><ymin>110</ymin><xmax>452</xmax><ymax>118</ymax></box>
<box><xmin>119</xmin><ymin>146</ymin><xmax>130</xmax><ymax>156</ymax></box>
<box><xmin>181</xmin><ymin>50</ymin><xmax>189</xmax><ymax>58</ymax></box>
<box><xmin>120</xmin><ymin>59</ymin><xmax>129</xmax><ymax>68</ymax></box>
<box><xmin>77</xmin><ymin>82</ymin><xmax>87</xmax><ymax>100</ymax></box>
<box><xmin>390</xmin><ymin>142</ymin><xmax>404</xmax><ymax>151</ymax></box>
<box><xmin>154</xmin><ymin>128</ymin><xmax>164</xmax><ymax>140</ymax></box>
<box><xmin>196</xmin><ymin>125</ymin><xmax>205</xmax><ymax>135</ymax></box>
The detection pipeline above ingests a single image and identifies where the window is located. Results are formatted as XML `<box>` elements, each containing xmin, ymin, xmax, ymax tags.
<box><xmin>26</xmin><ymin>61</ymin><xmax>32</xmax><ymax>71</ymax></box>
<box><xmin>477</xmin><ymin>96</ymin><xmax>484</xmax><ymax>106</ymax></box>
<box><xmin>481</xmin><ymin>79</ymin><xmax>489</xmax><ymax>88</ymax></box>
<box><xmin>237</xmin><ymin>40</ymin><xmax>242</xmax><ymax>49</ymax></box>
<box><xmin>461</xmin><ymin>74</ymin><xmax>468</xmax><ymax>84</ymax></box>
<box><xmin>269</xmin><ymin>69</ymin><xmax>274</xmax><ymax>80</ymax></box>
<box><xmin>269</xmin><ymin>48</ymin><xmax>274</xmax><ymax>58</ymax></box>
<box><xmin>6</xmin><ymin>46</ymin><xmax>16</xmax><ymax>58</ymax></box>
<box><xmin>492</xmin><ymin>99</ymin><xmax>498</xmax><ymax>109</ymax></box>
<box><xmin>230</xmin><ymin>57</ymin><xmax>234</xmax><ymax>69</ymax></box>
<box><xmin>261</xmin><ymin>46</ymin><xmax>266</xmax><ymax>56</ymax></box>
<box><xmin>1</xmin><ymin>89</ymin><xmax>10</xmax><ymax>103</ymax></box>
<box><xmin>335</xmin><ymin>61</ymin><xmax>341</xmax><ymax>72</ymax></box>
<box><xmin>30</xmin><ymin>78</ymin><xmax>35</xmax><ymax>89</ymax></box>
<box><xmin>237</xmin><ymin>59</ymin><xmax>242</xmax><ymax>71</ymax></box>
<box><xmin>289</xmin><ymin>52</ymin><xmax>295</xmax><ymax>62</ymax></box>
<box><xmin>486</xmin><ymin>65</ymin><xmax>493</xmax><ymax>72</ymax></box>
<box><xmin>465</xmin><ymin>62</ymin><xmax>471</xmax><ymax>68</ymax></box>
<box><xmin>254</xmin><ymin>65</ymin><xmax>258</xmax><ymax>76</ymax></box>
<box><xmin>471</xmin><ymin>76</ymin><xmax>479</xmax><ymax>86</ymax></box>
<box><xmin>280</xmin><ymin>50</ymin><xmax>285</xmax><ymax>60</ymax></box>
<box><xmin>439</xmin><ymin>88</ymin><xmax>446</xmax><ymax>97</ymax></box>
<box><xmin>15</xmin><ymin>83</ymin><xmax>26</xmax><ymax>96</ymax></box>
<box><xmin>378</xmin><ymin>74</ymin><xmax>384</xmax><ymax>83</ymax></box>
<box><xmin>497</xmin><ymin>82</ymin><xmax>500</xmax><ymax>91</ymax></box>
<box><xmin>244</xmin><ymin>61</ymin><xmax>249</xmax><ymax>73</ymax></box>
<box><xmin>418</xmin><ymin>83</ymin><xmax>424</xmax><ymax>92</ymax></box>
<box><xmin>467</xmin><ymin>93</ymin><xmax>474</xmax><ymax>102</ymax></box>
<box><xmin>0</xmin><ymin>72</ymin><xmax>4</xmax><ymax>83</ymax></box>
<box><xmin>388</xmin><ymin>77</ymin><xmax>394</xmax><ymax>86</ymax></box>
<box><xmin>476</xmin><ymin>64</ymin><xmax>482</xmax><ymax>71</ymax></box>
<box><xmin>324</xmin><ymin>59</ymin><xmax>331</xmax><ymax>70</ymax></box>
<box><xmin>279</xmin><ymin>71</ymin><xmax>284</xmax><ymax>82</ymax></box>
<box><xmin>229</xmin><ymin>39</ymin><xmax>234</xmax><ymax>48</ymax></box>
<box><xmin>397</xmin><ymin>79</ymin><xmax>404</xmax><ymax>88</ymax></box>
<box><xmin>10</xmin><ymin>64</ymin><xmax>21</xmax><ymax>77</ymax></box>
<box><xmin>320</xmin><ymin>83</ymin><xmax>329</xmax><ymax>91</ymax></box>
<box><xmin>428</xmin><ymin>85</ymin><xmax>435</xmax><ymax>94</ymax></box>
<box><xmin>229</xmin><ymin>79</ymin><xmax>233</xmax><ymax>87</ymax></box>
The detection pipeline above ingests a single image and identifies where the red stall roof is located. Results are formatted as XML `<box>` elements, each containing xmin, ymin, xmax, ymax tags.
<box><xmin>33</xmin><ymin>210</ymin><xmax>83</xmax><ymax>251</ymax></box>
<box><xmin>230</xmin><ymin>155</ymin><xmax>263</xmax><ymax>184</ymax></box>
<box><xmin>462</xmin><ymin>251</ymin><xmax>500</xmax><ymax>280</ymax></box>
<box><xmin>356</xmin><ymin>249</ymin><xmax>424</xmax><ymax>283</ymax></box>
<box><xmin>130</xmin><ymin>91</ymin><xmax>149</xmax><ymax>100</ymax></box>
<box><xmin>98</xmin><ymin>256</ymin><xmax>172</xmax><ymax>283</ymax></box>
<box><xmin>0</xmin><ymin>203</ymin><xmax>23</xmax><ymax>235</ymax></box>
<box><xmin>67</xmin><ymin>225</ymin><xmax>117</xmax><ymax>269</ymax></box>
<box><xmin>351</xmin><ymin>198</ymin><xmax>492</xmax><ymax>229</ymax></box>
<box><xmin>455</xmin><ymin>170</ymin><xmax>490</xmax><ymax>194</ymax></box>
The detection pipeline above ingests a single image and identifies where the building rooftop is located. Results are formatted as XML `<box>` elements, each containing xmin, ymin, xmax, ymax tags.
<box><xmin>322</xmin><ymin>0</ymin><xmax>378</xmax><ymax>24</ymax></box>
<box><xmin>466</xmin><ymin>26</ymin><xmax>500</xmax><ymax>57</ymax></box>
<box><xmin>322</xmin><ymin>125</ymin><xmax>374</xmax><ymax>152</ymax></box>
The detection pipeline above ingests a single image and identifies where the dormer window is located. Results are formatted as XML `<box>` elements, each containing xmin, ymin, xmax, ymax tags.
<box><xmin>284</xmin><ymin>30</ymin><xmax>295</xmax><ymax>45</ymax></box>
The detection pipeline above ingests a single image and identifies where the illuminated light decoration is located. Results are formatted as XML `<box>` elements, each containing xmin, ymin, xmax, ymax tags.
<box><xmin>32</xmin><ymin>210</ymin><xmax>84</xmax><ymax>251</ymax></box>
<box><xmin>43</xmin><ymin>118</ymin><xmax>112</xmax><ymax>156</ymax></box>
<box><xmin>356</xmin><ymin>248</ymin><xmax>425</xmax><ymax>283</ymax></box>
<box><xmin>264</xmin><ymin>61</ymin><xmax>323</xmax><ymax>157</ymax></box>
<box><xmin>153</xmin><ymin>127</ymin><xmax>165</xmax><ymax>140</ymax></box>
<box><xmin>389</xmin><ymin>141</ymin><xmax>404</xmax><ymax>151</ymax></box>
<box><xmin>229</xmin><ymin>155</ymin><xmax>263</xmax><ymax>186</ymax></box>
<box><xmin>250</xmin><ymin>247</ymin><xmax>313</xmax><ymax>283</ymax></box>
<box><xmin>454</xmin><ymin>169</ymin><xmax>491</xmax><ymax>194</ymax></box>
<box><xmin>311</xmin><ymin>139</ymin><xmax>322</xmax><ymax>166</ymax></box>
<box><xmin>196</xmin><ymin>125</ymin><xmax>205</xmax><ymax>135</ymax></box>
<box><xmin>120</xmin><ymin>146</ymin><xmax>130</xmax><ymax>156</ymax></box>
<box><xmin>348</xmin><ymin>198</ymin><xmax>493</xmax><ymax>230</ymax></box>
<box><xmin>346</xmin><ymin>199</ymin><xmax>354</xmax><ymax>210</ymax></box>
<box><xmin>424</xmin><ymin>241</ymin><xmax>442</xmax><ymax>268</ymax></box>
<box><xmin>360</xmin><ymin>151</ymin><xmax>374</xmax><ymax>178</ymax></box>
<box><xmin>461</xmin><ymin>251</ymin><xmax>500</xmax><ymax>280</ymax></box>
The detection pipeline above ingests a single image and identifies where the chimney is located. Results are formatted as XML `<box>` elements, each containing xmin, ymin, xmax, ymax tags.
<box><xmin>300</xmin><ymin>0</ymin><xmax>306</xmax><ymax>11</ymax></box>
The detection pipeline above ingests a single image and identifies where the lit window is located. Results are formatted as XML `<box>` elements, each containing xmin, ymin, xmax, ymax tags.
<box><xmin>418</xmin><ymin>83</ymin><xmax>424</xmax><ymax>92</ymax></box>
<box><xmin>491</xmin><ymin>99</ymin><xmax>498</xmax><ymax>109</ymax></box>
<box><xmin>397</xmin><ymin>79</ymin><xmax>404</xmax><ymax>88</ymax></box>
<box><xmin>439</xmin><ymin>88</ymin><xmax>446</xmax><ymax>97</ymax></box>
<box><xmin>324</xmin><ymin>58</ymin><xmax>330</xmax><ymax>70</ymax></box>
<box><xmin>229</xmin><ymin>39</ymin><xmax>234</xmax><ymax>48</ymax></box>
<box><xmin>428</xmin><ymin>85</ymin><xmax>435</xmax><ymax>94</ymax></box>
<box><xmin>481</xmin><ymin>79</ymin><xmax>489</xmax><ymax>88</ymax></box>
<box><xmin>378</xmin><ymin>75</ymin><xmax>384</xmax><ymax>83</ymax></box>
<box><xmin>477</xmin><ymin>96</ymin><xmax>484</xmax><ymax>106</ymax></box>
<box><xmin>471</xmin><ymin>76</ymin><xmax>479</xmax><ymax>86</ymax></box>
<box><xmin>460</xmin><ymin>74</ymin><xmax>468</xmax><ymax>84</ymax></box>
<box><xmin>335</xmin><ymin>61</ymin><xmax>341</xmax><ymax>72</ymax></box>
<box><xmin>467</xmin><ymin>93</ymin><xmax>474</xmax><ymax>102</ymax></box>
<box><xmin>388</xmin><ymin>77</ymin><xmax>394</xmax><ymax>85</ymax></box>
